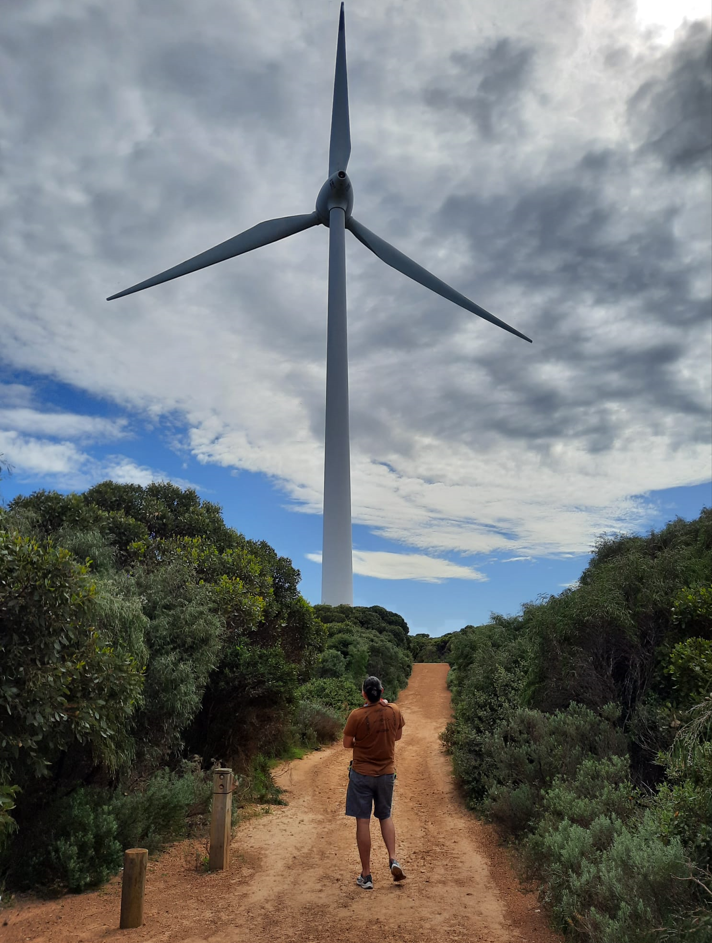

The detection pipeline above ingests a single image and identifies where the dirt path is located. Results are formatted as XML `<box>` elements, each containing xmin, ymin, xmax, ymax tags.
<box><xmin>2</xmin><ymin>664</ymin><xmax>562</xmax><ymax>943</ymax></box>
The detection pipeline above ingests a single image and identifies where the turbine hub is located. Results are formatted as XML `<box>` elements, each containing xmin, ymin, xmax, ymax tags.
<box><xmin>316</xmin><ymin>171</ymin><xmax>353</xmax><ymax>225</ymax></box>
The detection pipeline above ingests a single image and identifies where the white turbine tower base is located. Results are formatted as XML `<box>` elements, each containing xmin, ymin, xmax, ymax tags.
<box><xmin>107</xmin><ymin>3</ymin><xmax>532</xmax><ymax>607</ymax></box>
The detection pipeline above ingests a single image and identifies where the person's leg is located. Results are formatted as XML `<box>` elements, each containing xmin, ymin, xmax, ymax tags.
<box><xmin>379</xmin><ymin>814</ymin><xmax>396</xmax><ymax>861</ymax></box>
<box><xmin>356</xmin><ymin>818</ymin><xmax>371</xmax><ymax>877</ymax></box>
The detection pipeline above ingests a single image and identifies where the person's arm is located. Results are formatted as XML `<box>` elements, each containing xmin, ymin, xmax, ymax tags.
<box><xmin>395</xmin><ymin>708</ymin><xmax>405</xmax><ymax>741</ymax></box>
<box><xmin>343</xmin><ymin>711</ymin><xmax>357</xmax><ymax>749</ymax></box>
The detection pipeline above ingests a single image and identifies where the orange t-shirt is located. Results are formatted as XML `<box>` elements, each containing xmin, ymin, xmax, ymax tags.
<box><xmin>343</xmin><ymin>702</ymin><xmax>405</xmax><ymax>776</ymax></box>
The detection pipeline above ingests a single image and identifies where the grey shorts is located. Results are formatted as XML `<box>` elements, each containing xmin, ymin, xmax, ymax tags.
<box><xmin>345</xmin><ymin>769</ymin><xmax>395</xmax><ymax>820</ymax></box>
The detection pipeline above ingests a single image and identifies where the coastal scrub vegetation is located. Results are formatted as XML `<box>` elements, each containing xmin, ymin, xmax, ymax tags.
<box><xmin>0</xmin><ymin>480</ymin><xmax>412</xmax><ymax>893</ymax></box>
<box><xmin>435</xmin><ymin>509</ymin><xmax>712</xmax><ymax>942</ymax></box>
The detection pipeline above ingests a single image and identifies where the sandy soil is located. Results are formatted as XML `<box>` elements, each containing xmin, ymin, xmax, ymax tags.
<box><xmin>2</xmin><ymin>663</ymin><xmax>563</xmax><ymax>943</ymax></box>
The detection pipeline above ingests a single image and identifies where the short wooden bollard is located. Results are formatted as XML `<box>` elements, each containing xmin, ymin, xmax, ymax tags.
<box><xmin>119</xmin><ymin>848</ymin><xmax>148</xmax><ymax>929</ymax></box>
<box><xmin>209</xmin><ymin>768</ymin><xmax>233</xmax><ymax>871</ymax></box>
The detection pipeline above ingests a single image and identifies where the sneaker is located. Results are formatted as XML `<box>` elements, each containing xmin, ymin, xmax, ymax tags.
<box><xmin>389</xmin><ymin>859</ymin><xmax>405</xmax><ymax>881</ymax></box>
<box><xmin>357</xmin><ymin>873</ymin><xmax>374</xmax><ymax>889</ymax></box>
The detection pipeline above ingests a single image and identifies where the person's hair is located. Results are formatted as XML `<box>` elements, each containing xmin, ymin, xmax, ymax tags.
<box><xmin>362</xmin><ymin>676</ymin><xmax>383</xmax><ymax>703</ymax></box>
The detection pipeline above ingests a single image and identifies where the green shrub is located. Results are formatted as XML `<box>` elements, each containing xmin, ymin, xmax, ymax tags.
<box><xmin>295</xmin><ymin>677</ymin><xmax>362</xmax><ymax>716</ymax></box>
<box><xmin>0</xmin><ymin>530</ymin><xmax>144</xmax><ymax>788</ymax></box>
<box><xmin>657</xmin><ymin>740</ymin><xmax>712</xmax><ymax>871</ymax></box>
<box><xmin>443</xmin><ymin>513</ymin><xmax>712</xmax><ymax>941</ymax></box>
<box><xmin>131</xmin><ymin>563</ymin><xmax>223</xmax><ymax>765</ymax></box>
<box><xmin>667</xmin><ymin>638</ymin><xmax>712</xmax><ymax>707</ymax></box>
<box><xmin>0</xmin><ymin>785</ymin><xmax>19</xmax><ymax>853</ymax></box>
<box><xmin>3</xmin><ymin>764</ymin><xmax>212</xmax><ymax>892</ymax></box>
<box><xmin>292</xmin><ymin>701</ymin><xmax>343</xmax><ymax>748</ymax></box>
<box><xmin>672</xmin><ymin>584</ymin><xmax>712</xmax><ymax>638</ymax></box>
<box><xmin>317</xmin><ymin>649</ymin><xmax>347</xmax><ymax>678</ymax></box>
<box><xmin>538</xmin><ymin>755</ymin><xmax>640</xmax><ymax>830</ymax></box>
<box><xmin>316</xmin><ymin>605</ymin><xmax>413</xmax><ymax>697</ymax></box>
<box><xmin>482</xmin><ymin>704</ymin><xmax>627</xmax><ymax>836</ymax></box>
<box><xmin>112</xmin><ymin>763</ymin><xmax>211</xmax><ymax>854</ymax></box>
<box><xmin>409</xmin><ymin>631</ymin><xmax>456</xmax><ymax>663</ymax></box>
<box><xmin>7</xmin><ymin>788</ymin><xmax>122</xmax><ymax>892</ymax></box>
<box><xmin>443</xmin><ymin>623</ymin><xmax>531</xmax><ymax>805</ymax></box>
<box><xmin>525</xmin><ymin>513</ymin><xmax>712</xmax><ymax>719</ymax></box>
<box><xmin>528</xmin><ymin>811</ymin><xmax>689</xmax><ymax>942</ymax></box>
<box><xmin>195</xmin><ymin>643</ymin><xmax>300</xmax><ymax>767</ymax></box>
<box><xmin>237</xmin><ymin>755</ymin><xmax>285</xmax><ymax>806</ymax></box>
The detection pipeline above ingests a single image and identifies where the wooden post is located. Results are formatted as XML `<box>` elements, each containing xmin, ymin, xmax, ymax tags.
<box><xmin>209</xmin><ymin>768</ymin><xmax>233</xmax><ymax>871</ymax></box>
<box><xmin>119</xmin><ymin>848</ymin><xmax>148</xmax><ymax>929</ymax></box>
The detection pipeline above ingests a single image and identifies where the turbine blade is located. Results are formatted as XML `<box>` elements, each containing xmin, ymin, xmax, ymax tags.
<box><xmin>347</xmin><ymin>217</ymin><xmax>532</xmax><ymax>343</ymax></box>
<box><xmin>107</xmin><ymin>212</ymin><xmax>320</xmax><ymax>301</ymax></box>
<box><xmin>328</xmin><ymin>2</ymin><xmax>351</xmax><ymax>175</ymax></box>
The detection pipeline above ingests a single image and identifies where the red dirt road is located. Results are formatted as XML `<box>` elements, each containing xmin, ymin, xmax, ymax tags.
<box><xmin>2</xmin><ymin>664</ymin><xmax>562</xmax><ymax>943</ymax></box>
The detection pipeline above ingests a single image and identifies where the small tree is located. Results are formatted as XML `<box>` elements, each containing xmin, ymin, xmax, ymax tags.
<box><xmin>0</xmin><ymin>530</ymin><xmax>144</xmax><ymax>792</ymax></box>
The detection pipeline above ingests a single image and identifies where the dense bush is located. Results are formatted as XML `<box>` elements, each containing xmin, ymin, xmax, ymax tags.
<box><xmin>529</xmin><ymin>811</ymin><xmax>689</xmax><ymax>942</ymax></box>
<box><xmin>7</xmin><ymin>788</ymin><xmax>122</xmax><ymax>893</ymax></box>
<box><xmin>409</xmin><ymin>631</ymin><xmax>456</xmax><ymax>663</ymax></box>
<box><xmin>193</xmin><ymin>643</ymin><xmax>300</xmax><ymax>766</ymax></box>
<box><xmin>133</xmin><ymin>563</ymin><xmax>223</xmax><ymax>765</ymax></box>
<box><xmin>111</xmin><ymin>763</ymin><xmax>212</xmax><ymax>854</ymax></box>
<box><xmin>441</xmin><ymin>621</ymin><xmax>532</xmax><ymax>804</ymax></box>
<box><xmin>314</xmin><ymin>604</ymin><xmax>413</xmax><ymax>698</ymax></box>
<box><xmin>5</xmin><ymin>763</ymin><xmax>212</xmax><ymax>892</ymax></box>
<box><xmin>482</xmin><ymin>704</ymin><xmax>627</xmax><ymax>837</ymax></box>
<box><xmin>292</xmin><ymin>701</ymin><xmax>344</xmax><ymax>748</ymax></box>
<box><xmin>0</xmin><ymin>531</ymin><xmax>145</xmax><ymax>789</ymax></box>
<box><xmin>0</xmin><ymin>481</ymin><xmax>414</xmax><ymax>893</ymax></box>
<box><xmin>445</xmin><ymin>510</ymin><xmax>712</xmax><ymax>942</ymax></box>
<box><xmin>295</xmin><ymin>676</ymin><xmax>362</xmax><ymax>714</ymax></box>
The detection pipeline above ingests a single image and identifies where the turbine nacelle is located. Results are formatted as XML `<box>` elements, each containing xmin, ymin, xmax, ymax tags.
<box><xmin>316</xmin><ymin>170</ymin><xmax>353</xmax><ymax>225</ymax></box>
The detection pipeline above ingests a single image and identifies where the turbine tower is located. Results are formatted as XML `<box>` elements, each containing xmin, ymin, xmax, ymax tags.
<box><xmin>107</xmin><ymin>3</ymin><xmax>531</xmax><ymax>606</ymax></box>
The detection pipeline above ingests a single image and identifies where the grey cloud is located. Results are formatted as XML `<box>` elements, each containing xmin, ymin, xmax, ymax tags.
<box><xmin>628</xmin><ymin>22</ymin><xmax>712</xmax><ymax>172</ymax></box>
<box><xmin>440</xmin><ymin>172</ymin><xmax>705</xmax><ymax>331</ymax></box>
<box><xmin>423</xmin><ymin>38</ymin><xmax>535</xmax><ymax>139</ymax></box>
<box><xmin>0</xmin><ymin>0</ymin><xmax>709</xmax><ymax>555</ymax></box>
<box><xmin>340</xmin><ymin>24</ymin><xmax>711</xmax><ymax>463</ymax></box>
<box><xmin>142</xmin><ymin>41</ymin><xmax>289</xmax><ymax>126</ymax></box>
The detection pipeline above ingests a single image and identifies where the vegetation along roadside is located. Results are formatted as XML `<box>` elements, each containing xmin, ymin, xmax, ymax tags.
<box><xmin>1</xmin><ymin>468</ymin><xmax>709</xmax><ymax>943</ymax></box>
<box><xmin>0</xmin><ymin>479</ymin><xmax>412</xmax><ymax>896</ymax></box>
<box><xmin>414</xmin><ymin>509</ymin><xmax>711</xmax><ymax>942</ymax></box>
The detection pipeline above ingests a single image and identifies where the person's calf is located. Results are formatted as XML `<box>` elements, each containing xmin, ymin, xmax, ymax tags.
<box><xmin>356</xmin><ymin>818</ymin><xmax>372</xmax><ymax>877</ymax></box>
<box><xmin>379</xmin><ymin>815</ymin><xmax>396</xmax><ymax>861</ymax></box>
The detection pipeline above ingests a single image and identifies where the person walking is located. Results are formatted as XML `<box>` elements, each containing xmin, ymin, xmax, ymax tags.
<box><xmin>343</xmin><ymin>675</ymin><xmax>406</xmax><ymax>889</ymax></box>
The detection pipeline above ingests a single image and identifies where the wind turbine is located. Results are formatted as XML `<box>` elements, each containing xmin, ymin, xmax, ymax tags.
<box><xmin>107</xmin><ymin>3</ymin><xmax>532</xmax><ymax>607</ymax></box>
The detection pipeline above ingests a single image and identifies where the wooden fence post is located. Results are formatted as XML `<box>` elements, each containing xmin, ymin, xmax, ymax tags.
<box><xmin>120</xmin><ymin>848</ymin><xmax>148</xmax><ymax>929</ymax></box>
<box><xmin>209</xmin><ymin>768</ymin><xmax>233</xmax><ymax>871</ymax></box>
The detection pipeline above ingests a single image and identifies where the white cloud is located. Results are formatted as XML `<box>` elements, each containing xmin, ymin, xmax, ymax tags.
<box><xmin>307</xmin><ymin>550</ymin><xmax>487</xmax><ymax>583</ymax></box>
<box><xmin>0</xmin><ymin>431</ymin><xmax>201</xmax><ymax>493</ymax></box>
<box><xmin>0</xmin><ymin>0</ymin><xmax>709</xmax><ymax>563</ymax></box>
<box><xmin>102</xmin><ymin>457</ymin><xmax>201</xmax><ymax>492</ymax></box>
<box><xmin>0</xmin><ymin>407</ymin><xmax>128</xmax><ymax>441</ymax></box>
<box><xmin>636</xmin><ymin>0</ymin><xmax>711</xmax><ymax>43</ymax></box>
<box><xmin>0</xmin><ymin>384</ymin><xmax>35</xmax><ymax>408</ymax></box>
<box><xmin>0</xmin><ymin>430</ymin><xmax>87</xmax><ymax>480</ymax></box>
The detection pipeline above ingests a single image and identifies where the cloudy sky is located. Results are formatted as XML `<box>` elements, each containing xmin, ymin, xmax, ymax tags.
<box><xmin>1</xmin><ymin>0</ymin><xmax>710</xmax><ymax>634</ymax></box>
